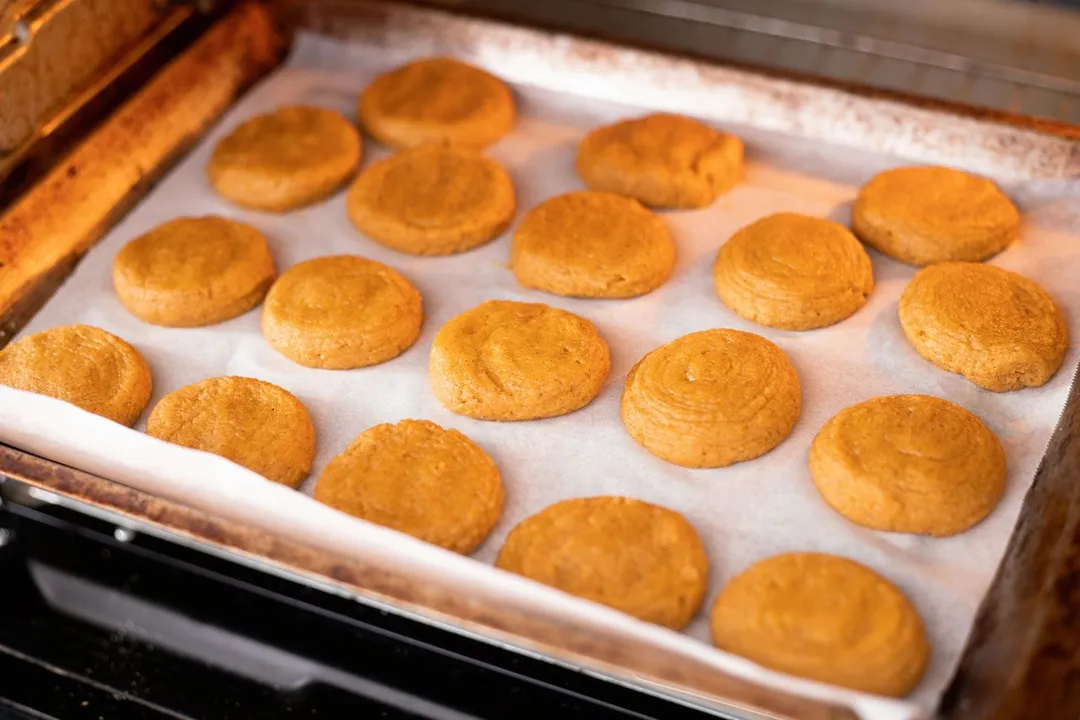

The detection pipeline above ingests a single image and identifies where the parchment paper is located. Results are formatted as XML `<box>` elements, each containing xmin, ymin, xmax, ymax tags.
<box><xmin>2</xmin><ymin>30</ymin><xmax>1080</xmax><ymax>720</ymax></box>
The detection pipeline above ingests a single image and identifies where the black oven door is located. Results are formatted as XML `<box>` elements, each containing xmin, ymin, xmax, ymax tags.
<box><xmin>0</xmin><ymin>483</ymin><xmax>723</xmax><ymax>720</ymax></box>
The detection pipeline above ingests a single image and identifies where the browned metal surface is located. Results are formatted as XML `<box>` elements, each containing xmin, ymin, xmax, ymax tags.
<box><xmin>0</xmin><ymin>4</ymin><xmax>195</xmax><ymax>193</ymax></box>
<box><xmin>0</xmin><ymin>0</ymin><xmax>283</xmax><ymax>335</ymax></box>
<box><xmin>0</xmin><ymin>443</ymin><xmax>859</xmax><ymax>720</ymax></box>
<box><xmin>939</xmin><ymin>372</ymin><xmax>1080</xmax><ymax>720</ymax></box>
<box><xmin>0</xmin><ymin>243</ymin><xmax>76</xmax><ymax>347</ymax></box>
<box><xmin>0</xmin><ymin>0</ymin><xmax>163</xmax><ymax>151</ymax></box>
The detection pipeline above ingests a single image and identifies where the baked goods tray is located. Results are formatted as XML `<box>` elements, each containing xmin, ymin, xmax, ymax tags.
<box><xmin>2</xmin><ymin>2</ymin><xmax>1080</xmax><ymax>719</ymax></box>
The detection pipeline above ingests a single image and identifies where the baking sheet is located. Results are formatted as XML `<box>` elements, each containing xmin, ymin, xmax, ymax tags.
<box><xmin>3</xmin><ymin>26</ymin><xmax>1080</xmax><ymax>720</ymax></box>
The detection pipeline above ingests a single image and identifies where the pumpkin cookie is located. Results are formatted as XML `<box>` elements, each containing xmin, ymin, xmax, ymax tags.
<box><xmin>713</xmin><ymin>213</ymin><xmax>873</xmax><ymax>330</ymax></box>
<box><xmin>112</xmin><ymin>216</ymin><xmax>275</xmax><ymax>327</ymax></box>
<box><xmin>347</xmin><ymin>145</ymin><xmax>515</xmax><ymax>255</ymax></box>
<box><xmin>146</xmin><ymin>376</ymin><xmax>315</xmax><ymax>488</ymax></box>
<box><xmin>899</xmin><ymin>262</ymin><xmax>1067</xmax><ymax>391</ymax></box>
<box><xmin>314</xmin><ymin>419</ymin><xmax>503</xmax><ymax>554</ymax></box>
<box><xmin>710</xmin><ymin>553</ymin><xmax>930</xmax><ymax>697</ymax></box>
<box><xmin>261</xmin><ymin>255</ymin><xmax>422</xmax><ymax>369</ymax></box>
<box><xmin>511</xmin><ymin>191</ymin><xmax>675</xmax><ymax>298</ymax></box>
<box><xmin>429</xmin><ymin>300</ymin><xmax>610</xmax><ymax>421</ymax></box>
<box><xmin>497</xmin><ymin>496</ymin><xmax>709</xmax><ymax>629</ymax></box>
<box><xmin>575</xmin><ymin>113</ymin><xmax>743</xmax><ymax>209</ymax></box>
<box><xmin>358</xmin><ymin>57</ymin><xmax>515</xmax><ymax>150</ymax></box>
<box><xmin>0</xmin><ymin>325</ymin><xmax>151</xmax><ymax>426</ymax></box>
<box><xmin>621</xmin><ymin>329</ymin><xmax>800</xmax><ymax>468</ymax></box>
<box><xmin>208</xmin><ymin>105</ymin><xmax>362</xmax><ymax>212</ymax></box>
<box><xmin>810</xmin><ymin>395</ymin><xmax>1006</xmax><ymax>536</ymax></box>
<box><xmin>852</xmin><ymin>166</ymin><xmax>1019</xmax><ymax>266</ymax></box>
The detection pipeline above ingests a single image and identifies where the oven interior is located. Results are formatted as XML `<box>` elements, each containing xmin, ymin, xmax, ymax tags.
<box><xmin>2</xmin><ymin>1</ymin><xmax>1080</xmax><ymax>718</ymax></box>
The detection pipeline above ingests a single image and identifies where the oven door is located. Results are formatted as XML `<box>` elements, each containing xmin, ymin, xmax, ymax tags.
<box><xmin>0</xmin><ymin>481</ymin><xmax>731</xmax><ymax>720</ymax></box>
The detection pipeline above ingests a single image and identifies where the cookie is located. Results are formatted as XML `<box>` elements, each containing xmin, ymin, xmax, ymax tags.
<box><xmin>852</xmin><ymin>166</ymin><xmax>1020</xmax><ymax>266</ymax></box>
<box><xmin>261</xmin><ymin>255</ymin><xmax>423</xmax><ymax>369</ymax></box>
<box><xmin>0</xmin><ymin>325</ymin><xmax>151</xmax><ymax>426</ymax></box>
<box><xmin>496</xmin><ymin>496</ymin><xmax>709</xmax><ymax>629</ymax></box>
<box><xmin>358</xmin><ymin>57</ymin><xmax>515</xmax><ymax>150</ymax></box>
<box><xmin>347</xmin><ymin>144</ymin><xmax>515</xmax><ymax>256</ymax></box>
<box><xmin>429</xmin><ymin>300</ymin><xmax>610</xmax><ymax>421</ymax></box>
<box><xmin>314</xmin><ymin>419</ymin><xmax>503</xmax><ymax>554</ymax></box>
<box><xmin>112</xmin><ymin>216</ymin><xmax>276</xmax><ymax>327</ymax></box>
<box><xmin>208</xmin><ymin>105</ymin><xmax>362</xmax><ymax>212</ymax></box>
<box><xmin>713</xmin><ymin>213</ymin><xmax>873</xmax><ymax>330</ymax></box>
<box><xmin>511</xmin><ymin>191</ymin><xmax>675</xmax><ymax>298</ymax></box>
<box><xmin>146</xmin><ymin>376</ymin><xmax>315</xmax><ymax>488</ymax></box>
<box><xmin>899</xmin><ymin>262</ymin><xmax>1068</xmax><ymax>391</ymax></box>
<box><xmin>810</xmin><ymin>395</ymin><xmax>1006</xmax><ymax>536</ymax></box>
<box><xmin>575</xmin><ymin>113</ymin><xmax>743</xmax><ymax>209</ymax></box>
<box><xmin>710</xmin><ymin>552</ymin><xmax>930</xmax><ymax>697</ymax></box>
<box><xmin>621</xmin><ymin>329</ymin><xmax>800</xmax><ymax>468</ymax></box>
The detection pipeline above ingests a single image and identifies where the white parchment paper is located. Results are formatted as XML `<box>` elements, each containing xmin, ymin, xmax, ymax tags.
<box><xmin>3</xmin><ymin>30</ymin><xmax>1080</xmax><ymax>720</ymax></box>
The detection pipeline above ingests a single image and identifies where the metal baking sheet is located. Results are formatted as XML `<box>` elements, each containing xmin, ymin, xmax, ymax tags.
<box><xmin>2</xmin><ymin>4</ymin><xmax>1079</xmax><ymax>719</ymax></box>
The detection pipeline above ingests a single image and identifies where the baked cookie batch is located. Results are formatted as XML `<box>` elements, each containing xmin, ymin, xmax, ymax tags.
<box><xmin>1</xmin><ymin>55</ymin><xmax>1071</xmax><ymax>700</ymax></box>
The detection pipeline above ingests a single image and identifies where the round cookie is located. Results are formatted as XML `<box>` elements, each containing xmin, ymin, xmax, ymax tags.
<box><xmin>621</xmin><ymin>329</ymin><xmax>800</xmax><ymax>468</ymax></box>
<box><xmin>899</xmin><ymin>262</ymin><xmax>1067</xmax><ymax>391</ymax></box>
<box><xmin>0</xmin><ymin>324</ymin><xmax>151</xmax><ymax>426</ymax></box>
<box><xmin>347</xmin><ymin>144</ymin><xmax>515</xmax><ymax>255</ymax></box>
<box><xmin>358</xmin><ymin>57</ymin><xmax>515</xmax><ymax>150</ymax></box>
<box><xmin>852</xmin><ymin>165</ymin><xmax>1020</xmax><ymax>266</ymax></box>
<box><xmin>261</xmin><ymin>255</ymin><xmax>423</xmax><ymax>369</ymax></box>
<box><xmin>496</xmin><ymin>496</ymin><xmax>709</xmax><ymax>629</ymax></box>
<box><xmin>113</xmin><ymin>216</ymin><xmax>276</xmax><ymax>327</ymax></box>
<box><xmin>511</xmin><ymin>191</ymin><xmax>675</xmax><ymax>298</ymax></box>
<box><xmin>710</xmin><ymin>552</ymin><xmax>930</xmax><ymax>697</ymax></box>
<box><xmin>810</xmin><ymin>395</ymin><xmax>1006</xmax><ymax>536</ymax></box>
<box><xmin>713</xmin><ymin>213</ymin><xmax>873</xmax><ymax>330</ymax></box>
<box><xmin>429</xmin><ymin>300</ymin><xmax>610</xmax><ymax>421</ymax></box>
<box><xmin>208</xmin><ymin>105</ymin><xmax>361</xmax><ymax>212</ymax></box>
<box><xmin>314</xmin><ymin>419</ymin><xmax>503</xmax><ymax>554</ymax></box>
<box><xmin>575</xmin><ymin>113</ymin><xmax>743</xmax><ymax>209</ymax></box>
<box><xmin>146</xmin><ymin>376</ymin><xmax>315</xmax><ymax>488</ymax></box>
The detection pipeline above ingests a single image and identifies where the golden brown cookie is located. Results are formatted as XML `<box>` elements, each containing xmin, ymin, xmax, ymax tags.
<box><xmin>810</xmin><ymin>395</ymin><xmax>1006</xmax><ymax>536</ymax></box>
<box><xmin>852</xmin><ymin>166</ymin><xmax>1020</xmax><ymax>266</ymax></box>
<box><xmin>261</xmin><ymin>255</ymin><xmax>423</xmax><ymax>369</ymax></box>
<box><xmin>621</xmin><ymin>329</ymin><xmax>800</xmax><ymax>468</ymax></box>
<box><xmin>358</xmin><ymin>57</ymin><xmax>515</xmax><ymax>150</ymax></box>
<box><xmin>496</xmin><ymin>496</ymin><xmax>709</xmax><ymax>629</ymax></box>
<box><xmin>710</xmin><ymin>552</ymin><xmax>930</xmax><ymax>697</ymax></box>
<box><xmin>899</xmin><ymin>262</ymin><xmax>1068</xmax><ymax>391</ymax></box>
<box><xmin>146</xmin><ymin>376</ymin><xmax>315</xmax><ymax>488</ymax></box>
<box><xmin>0</xmin><ymin>325</ymin><xmax>151</xmax><ymax>426</ymax></box>
<box><xmin>511</xmin><ymin>191</ymin><xmax>675</xmax><ymax>298</ymax></box>
<box><xmin>713</xmin><ymin>213</ymin><xmax>873</xmax><ymax>330</ymax></box>
<box><xmin>575</xmin><ymin>113</ymin><xmax>743</xmax><ymax>209</ymax></box>
<box><xmin>347</xmin><ymin>144</ymin><xmax>515</xmax><ymax>255</ymax></box>
<box><xmin>429</xmin><ymin>300</ymin><xmax>610</xmax><ymax>421</ymax></box>
<box><xmin>314</xmin><ymin>419</ymin><xmax>503</xmax><ymax>553</ymax></box>
<box><xmin>112</xmin><ymin>216</ymin><xmax>276</xmax><ymax>327</ymax></box>
<box><xmin>208</xmin><ymin>105</ymin><xmax>362</xmax><ymax>212</ymax></box>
